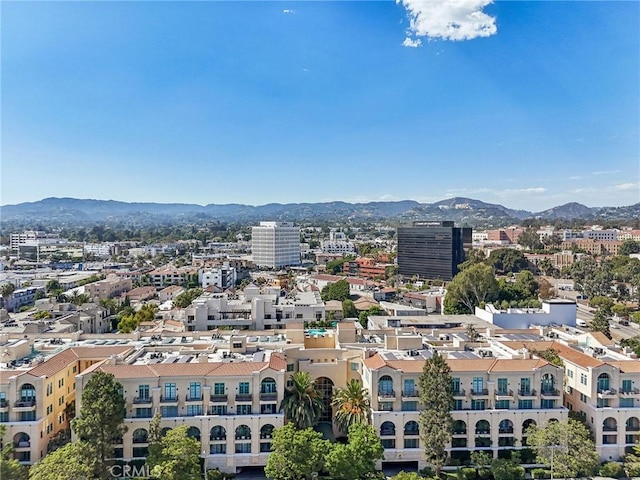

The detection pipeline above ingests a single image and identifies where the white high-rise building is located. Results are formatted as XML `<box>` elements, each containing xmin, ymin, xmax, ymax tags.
<box><xmin>251</xmin><ymin>222</ymin><xmax>300</xmax><ymax>268</ymax></box>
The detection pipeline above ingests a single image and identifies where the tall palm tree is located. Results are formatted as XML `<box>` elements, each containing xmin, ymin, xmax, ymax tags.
<box><xmin>279</xmin><ymin>371</ymin><xmax>324</xmax><ymax>429</ymax></box>
<box><xmin>0</xmin><ymin>283</ymin><xmax>16</xmax><ymax>310</ymax></box>
<box><xmin>331</xmin><ymin>379</ymin><xmax>371</xmax><ymax>434</ymax></box>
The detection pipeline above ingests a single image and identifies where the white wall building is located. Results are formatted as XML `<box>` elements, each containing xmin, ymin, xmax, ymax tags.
<box><xmin>251</xmin><ymin>222</ymin><xmax>300</xmax><ymax>268</ymax></box>
<box><xmin>583</xmin><ymin>229</ymin><xmax>618</xmax><ymax>241</ymax></box>
<box><xmin>474</xmin><ymin>300</ymin><xmax>577</xmax><ymax>329</ymax></box>
<box><xmin>201</xmin><ymin>264</ymin><xmax>237</xmax><ymax>291</ymax></box>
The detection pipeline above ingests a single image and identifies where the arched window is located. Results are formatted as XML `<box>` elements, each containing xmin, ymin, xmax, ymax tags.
<box><xmin>380</xmin><ymin>421</ymin><xmax>396</xmax><ymax>436</ymax></box>
<box><xmin>378</xmin><ymin>376</ymin><xmax>394</xmax><ymax>396</ymax></box>
<box><xmin>452</xmin><ymin>420</ymin><xmax>467</xmax><ymax>435</ymax></box>
<box><xmin>160</xmin><ymin>427</ymin><xmax>172</xmax><ymax>437</ymax></box>
<box><xmin>522</xmin><ymin>419</ymin><xmax>536</xmax><ymax>446</ymax></box>
<box><xmin>187</xmin><ymin>426</ymin><xmax>201</xmax><ymax>441</ymax></box>
<box><xmin>132</xmin><ymin>429</ymin><xmax>148</xmax><ymax>443</ymax></box>
<box><xmin>260</xmin><ymin>378</ymin><xmax>277</xmax><ymax>394</ymax></box>
<box><xmin>603</xmin><ymin>417</ymin><xmax>617</xmax><ymax>432</ymax></box>
<box><xmin>626</xmin><ymin>417</ymin><xmax>640</xmax><ymax>431</ymax></box>
<box><xmin>541</xmin><ymin>373</ymin><xmax>555</xmax><ymax>394</ymax></box>
<box><xmin>210</xmin><ymin>426</ymin><xmax>226</xmax><ymax>440</ymax></box>
<box><xmin>404</xmin><ymin>421</ymin><xmax>419</xmax><ymax>436</ymax></box>
<box><xmin>499</xmin><ymin>419</ymin><xmax>514</xmax><ymax>434</ymax></box>
<box><xmin>260</xmin><ymin>424</ymin><xmax>275</xmax><ymax>439</ymax></box>
<box><xmin>475</xmin><ymin>420</ymin><xmax>490</xmax><ymax>435</ymax></box>
<box><xmin>235</xmin><ymin>425</ymin><xmax>251</xmax><ymax>440</ymax></box>
<box><xmin>13</xmin><ymin>433</ymin><xmax>30</xmax><ymax>448</ymax></box>
<box><xmin>316</xmin><ymin>377</ymin><xmax>334</xmax><ymax>423</ymax></box>
<box><xmin>597</xmin><ymin>373</ymin><xmax>611</xmax><ymax>393</ymax></box>
<box><xmin>19</xmin><ymin>384</ymin><xmax>36</xmax><ymax>404</ymax></box>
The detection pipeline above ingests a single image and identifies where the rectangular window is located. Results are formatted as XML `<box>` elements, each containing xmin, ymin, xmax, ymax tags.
<box><xmin>163</xmin><ymin>383</ymin><xmax>176</xmax><ymax>401</ymax></box>
<box><xmin>495</xmin><ymin>400</ymin><xmax>510</xmax><ymax>409</ymax></box>
<box><xmin>451</xmin><ymin>377</ymin><xmax>460</xmax><ymax>394</ymax></box>
<box><xmin>597</xmin><ymin>398</ymin><xmax>611</xmax><ymax>408</ymax></box>
<box><xmin>627</xmin><ymin>435</ymin><xmax>638</xmax><ymax>445</ymax></box>
<box><xmin>20</xmin><ymin>411</ymin><xmax>36</xmax><ymax>421</ymax></box>
<box><xmin>518</xmin><ymin>400</ymin><xmax>533</xmax><ymax>409</ymax></box>
<box><xmin>404</xmin><ymin>379</ymin><xmax>416</xmax><ymax>395</ymax></box>
<box><xmin>261</xmin><ymin>404</ymin><xmax>277</xmax><ymax>414</ymax></box>
<box><xmin>620</xmin><ymin>398</ymin><xmax>634</xmax><ymax>408</ymax></box>
<box><xmin>404</xmin><ymin>438</ymin><xmax>419</xmax><ymax>449</ymax></box>
<box><xmin>239</xmin><ymin>382</ymin><xmax>250</xmax><ymax>395</ymax></box>
<box><xmin>210</xmin><ymin>444</ymin><xmax>227</xmax><ymax>455</ymax></box>
<box><xmin>541</xmin><ymin>399</ymin><xmax>555</xmax><ymax>409</ymax></box>
<box><xmin>622</xmin><ymin>379</ymin><xmax>632</xmax><ymax>392</ymax></box>
<box><xmin>471</xmin><ymin>400</ymin><xmax>485</xmax><ymax>410</ymax></box>
<box><xmin>472</xmin><ymin>377</ymin><xmax>484</xmax><ymax>393</ymax></box>
<box><xmin>188</xmin><ymin>382</ymin><xmax>202</xmax><ymax>400</ymax></box>
<box><xmin>287</xmin><ymin>363</ymin><xmax>295</xmax><ymax>372</ymax></box>
<box><xmin>237</xmin><ymin>404</ymin><xmax>252</xmax><ymax>415</ymax></box>
<box><xmin>381</xmin><ymin>439</ymin><xmax>395</xmax><ymax>449</ymax></box>
<box><xmin>580</xmin><ymin>373</ymin><xmax>587</xmax><ymax>385</ymax></box>
<box><xmin>186</xmin><ymin>405</ymin><xmax>203</xmax><ymax>416</ymax></box>
<box><xmin>379</xmin><ymin>402</ymin><xmax>393</xmax><ymax>412</ymax></box>
<box><xmin>210</xmin><ymin>405</ymin><xmax>227</xmax><ymax>415</ymax></box>
<box><xmin>0</xmin><ymin>412</ymin><xmax>8</xmax><ymax>422</ymax></box>
<box><xmin>235</xmin><ymin>443</ymin><xmax>251</xmax><ymax>454</ymax></box>
<box><xmin>351</xmin><ymin>362</ymin><xmax>359</xmax><ymax>372</ymax></box>
<box><xmin>161</xmin><ymin>406</ymin><xmax>178</xmax><ymax>418</ymax></box>
<box><xmin>520</xmin><ymin>378</ymin><xmax>531</xmax><ymax>394</ymax></box>
<box><xmin>497</xmin><ymin>378</ymin><xmax>508</xmax><ymax>394</ymax></box>
<box><xmin>214</xmin><ymin>383</ymin><xmax>225</xmax><ymax>395</ymax></box>
<box><xmin>401</xmin><ymin>401</ymin><xmax>417</xmax><ymax>411</ymax></box>
<box><xmin>580</xmin><ymin>393</ymin><xmax>588</xmax><ymax>403</ymax></box>
<box><xmin>453</xmin><ymin>399</ymin><xmax>463</xmax><ymax>410</ymax></box>
<box><xmin>138</xmin><ymin>385</ymin><xmax>150</xmax><ymax>400</ymax></box>
<box><xmin>260</xmin><ymin>443</ymin><xmax>272</xmax><ymax>453</ymax></box>
<box><xmin>566</xmin><ymin>369</ymin><xmax>573</xmax><ymax>378</ymax></box>
<box><xmin>135</xmin><ymin>408</ymin><xmax>152</xmax><ymax>418</ymax></box>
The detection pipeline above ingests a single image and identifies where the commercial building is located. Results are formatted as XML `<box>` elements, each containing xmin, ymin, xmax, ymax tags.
<box><xmin>397</xmin><ymin>222</ymin><xmax>472</xmax><ymax>281</ymax></box>
<box><xmin>251</xmin><ymin>222</ymin><xmax>300</xmax><ymax>269</ymax></box>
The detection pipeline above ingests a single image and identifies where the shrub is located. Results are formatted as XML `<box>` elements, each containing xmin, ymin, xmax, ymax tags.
<box><xmin>530</xmin><ymin>468</ymin><xmax>550</xmax><ymax>479</ymax></box>
<box><xmin>461</xmin><ymin>467</ymin><xmax>477</xmax><ymax>480</ymax></box>
<box><xmin>599</xmin><ymin>461</ymin><xmax>625</xmax><ymax>478</ymax></box>
<box><xmin>207</xmin><ymin>469</ymin><xmax>236</xmax><ymax>480</ymax></box>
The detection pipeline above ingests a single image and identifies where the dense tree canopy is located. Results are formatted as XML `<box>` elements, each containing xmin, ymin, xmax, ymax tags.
<box><xmin>488</xmin><ymin>249</ymin><xmax>531</xmax><ymax>274</ymax></box>
<box><xmin>443</xmin><ymin>263</ymin><xmax>499</xmax><ymax>314</ymax></box>
<box><xmin>324</xmin><ymin>424</ymin><xmax>384</xmax><ymax>480</ymax></box>
<box><xmin>321</xmin><ymin>280</ymin><xmax>350</xmax><ymax>302</ymax></box>
<box><xmin>148</xmin><ymin>426</ymin><xmax>201</xmax><ymax>480</ymax></box>
<box><xmin>28</xmin><ymin>441</ymin><xmax>97</xmax><ymax>480</ymax></box>
<box><xmin>589</xmin><ymin>309</ymin><xmax>612</xmax><ymax>339</ymax></box>
<box><xmin>331</xmin><ymin>379</ymin><xmax>371</xmax><ymax>434</ymax></box>
<box><xmin>265</xmin><ymin>423</ymin><xmax>329</xmax><ymax>480</ymax></box>
<box><xmin>280</xmin><ymin>372</ymin><xmax>324</xmax><ymax>429</ymax></box>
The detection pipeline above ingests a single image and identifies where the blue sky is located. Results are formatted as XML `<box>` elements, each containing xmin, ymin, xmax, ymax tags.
<box><xmin>2</xmin><ymin>1</ymin><xmax>638</xmax><ymax>211</ymax></box>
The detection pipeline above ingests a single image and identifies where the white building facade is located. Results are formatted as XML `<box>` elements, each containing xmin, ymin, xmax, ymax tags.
<box><xmin>251</xmin><ymin>222</ymin><xmax>300</xmax><ymax>268</ymax></box>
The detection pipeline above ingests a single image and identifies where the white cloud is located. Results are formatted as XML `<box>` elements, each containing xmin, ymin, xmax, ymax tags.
<box><xmin>282</xmin><ymin>9</ymin><xmax>295</xmax><ymax>14</ymax></box>
<box><xmin>614</xmin><ymin>182</ymin><xmax>639</xmax><ymax>191</ymax></box>
<box><xmin>398</xmin><ymin>0</ymin><xmax>497</xmax><ymax>42</ymax></box>
<box><xmin>591</xmin><ymin>170</ymin><xmax>620</xmax><ymax>175</ymax></box>
<box><xmin>402</xmin><ymin>37</ymin><xmax>422</xmax><ymax>48</ymax></box>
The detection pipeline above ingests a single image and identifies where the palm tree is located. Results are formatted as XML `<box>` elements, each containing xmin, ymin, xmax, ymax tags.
<box><xmin>1</xmin><ymin>282</ymin><xmax>16</xmax><ymax>310</ymax></box>
<box><xmin>279</xmin><ymin>371</ymin><xmax>324</xmax><ymax>429</ymax></box>
<box><xmin>331</xmin><ymin>379</ymin><xmax>371</xmax><ymax>434</ymax></box>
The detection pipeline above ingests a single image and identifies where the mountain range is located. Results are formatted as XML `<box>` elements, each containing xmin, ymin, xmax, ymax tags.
<box><xmin>1</xmin><ymin>197</ymin><xmax>638</xmax><ymax>227</ymax></box>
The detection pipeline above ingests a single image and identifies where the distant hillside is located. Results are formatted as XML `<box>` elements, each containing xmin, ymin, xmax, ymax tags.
<box><xmin>1</xmin><ymin>197</ymin><xmax>638</xmax><ymax>227</ymax></box>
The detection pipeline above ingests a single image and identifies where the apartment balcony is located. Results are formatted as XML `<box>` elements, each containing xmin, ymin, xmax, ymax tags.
<box><xmin>626</xmin><ymin>425</ymin><xmax>640</xmax><ymax>433</ymax></box>
<box><xmin>402</xmin><ymin>390</ymin><xmax>419</xmax><ymax>400</ymax></box>
<box><xmin>0</xmin><ymin>399</ymin><xmax>8</xmax><ymax>409</ymax></box>
<box><xmin>404</xmin><ymin>428</ymin><xmax>420</xmax><ymax>437</ymax></box>
<box><xmin>13</xmin><ymin>441</ymin><xmax>30</xmax><ymax>450</ymax></box>
<box><xmin>495</xmin><ymin>389</ymin><xmax>514</xmax><ymax>400</ymax></box>
<box><xmin>377</xmin><ymin>391</ymin><xmax>396</xmax><ymax>402</ymax></box>
<box><xmin>452</xmin><ymin>429</ymin><xmax>467</xmax><ymax>437</ymax></box>
<box><xmin>259</xmin><ymin>393</ymin><xmax>278</xmax><ymax>402</ymax></box>
<box><xmin>159</xmin><ymin>395</ymin><xmax>179</xmax><ymax>404</ymax></box>
<box><xmin>498</xmin><ymin>428</ymin><xmax>515</xmax><ymax>435</ymax></box>
<box><xmin>620</xmin><ymin>388</ymin><xmax>640</xmax><ymax>396</ymax></box>
<box><xmin>597</xmin><ymin>388</ymin><xmax>617</xmax><ymax>398</ymax></box>
<box><xmin>475</xmin><ymin>429</ymin><xmax>491</xmax><ymax>436</ymax></box>
<box><xmin>453</xmin><ymin>389</ymin><xmax>466</xmax><ymax>398</ymax></box>
<box><xmin>210</xmin><ymin>394</ymin><xmax>228</xmax><ymax>403</ymax></box>
<box><xmin>602</xmin><ymin>426</ymin><xmax>618</xmax><ymax>432</ymax></box>
<box><xmin>471</xmin><ymin>388</ymin><xmax>489</xmax><ymax>398</ymax></box>
<box><xmin>235</xmin><ymin>394</ymin><xmax>253</xmax><ymax>402</ymax></box>
<box><xmin>541</xmin><ymin>388</ymin><xmax>561</xmax><ymax>398</ymax></box>
<box><xmin>210</xmin><ymin>436</ymin><xmax>227</xmax><ymax>442</ymax></box>
<box><xmin>133</xmin><ymin>396</ymin><xmax>153</xmax><ymax>405</ymax></box>
<box><xmin>518</xmin><ymin>389</ymin><xmax>536</xmax><ymax>397</ymax></box>
<box><xmin>380</xmin><ymin>429</ymin><xmax>396</xmax><ymax>437</ymax></box>
<box><xmin>185</xmin><ymin>394</ymin><xmax>203</xmax><ymax>403</ymax></box>
<box><xmin>13</xmin><ymin>400</ymin><xmax>36</xmax><ymax>411</ymax></box>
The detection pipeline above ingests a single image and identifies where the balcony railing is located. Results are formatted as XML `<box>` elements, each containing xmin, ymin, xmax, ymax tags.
<box><xmin>14</xmin><ymin>441</ymin><xmax>30</xmax><ymax>449</ymax></box>
<box><xmin>499</xmin><ymin>428</ymin><xmax>514</xmax><ymax>434</ymax></box>
<box><xmin>404</xmin><ymin>429</ymin><xmax>419</xmax><ymax>436</ymax></box>
<box><xmin>453</xmin><ymin>389</ymin><xmax>466</xmax><ymax>397</ymax></box>
<box><xmin>402</xmin><ymin>390</ymin><xmax>419</xmax><ymax>398</ymax></box>
<box><xmin>160</xmin><ymin>395</ymin><xmax>179</xmax><ymax>403</ymax></box>
<box><xmin>380</xmin><ymin>429</ymin><xmax>395</xmax><ymax>436</ymax></box>
<box><xmin>14</xmin><ymin>399</ymin><xmax>36</xmax><ymax>408</ymax></box>
<box><xmin>0</xmin><ymin>399</ymin><xmax>8</xmax><ymax>408</ymax></box>
<box><xmin>602</xmin><ymin>425</ymin><xmax>618</xmax><ymax>432</ymax></box>
<box><xmin>210</xmin><ymin>394</ymin><xmax>228</xmax><ymax>403</ymax></box>
<box><xmin>377</xmin><ymin>390</ymin><xmax>396</xmax><ymax>399</ymax></box>
<box><xmin>133</xmin><ymin>396</ymin><xmax>152</xmax><ymax>404</ymax></box>
<box><xmin>518</xmin><ymin>389</ymin><xmax>536</xmax><ymax>397</ymax></box>
<box><xmin>452</xmin><ymin>429</ymin><xmax>467</xmax><ymax>435</ymax></box>
<box><xmin>471</xmin><ymin>388</ymin><xmax>489</xmax><ymax>396</ymax></box>
<box><xmin>259</xmin><ymin>393</ymin><xmax>278</xmax><ymax>402</ymax></box>
<box><xmin>597</xmin><ymin>388</ymin><xmax>617</xmax><ymax>396</ymax></box>
<box><xmin>541</xmin><ymin>388</ymin><xmax>560</xmax><ymax>397</ymax></box>
<box><xmin>475</xmin><ymin>430</ymin><xmax>491</xmax><ymax>435</ymax></box>
<box><xmin>185</xmin><ymin>394</ymin><xmax>203</xmax><ymax>402</ymax></box>
<box><xmin>235</xmin><ymin>435</ymin><xmax>251</xmax><ymax>440</ymax></box>
<box><xmin>620</xmin><ymin>388</ymin><xmax>640</xmax><ymax>395</ymax></box>
<box><xmin>626</xmin><ymin>425</ymin><xmax>640</xmax><ymax>432</ymax></box>
<box><xmin>495</xmin><ymin>389</ymin><xmax>514</xmax><ymax>397</ymax></box>
<box><xmin>210</xmin><ymin>436</ymin><xmax>227</xmax><ymax>441</ymax></box>
<box><xmin>236</xmin><ymin>394</ymin><xmax>252</xmax><ymax>402</ymax></box>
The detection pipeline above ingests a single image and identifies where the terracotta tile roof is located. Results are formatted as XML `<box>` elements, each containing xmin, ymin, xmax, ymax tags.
<box><xmin>447</xmin><ymin>358</ymin><xmax>498</xmax><ymax>372</ymax></box>
<box><xmin>0</xmin><ymin>370</ymin><xmax>25</xmax><ymax>384</ymax></box>
<box><xmin>500</xmin><ymin>340</ymin><xmax>604</xmax><ymax>368</ymax></box>
<box><xmin>363</xmin><ymin>354</ymin><xmax>387</xmax><ymax>370</ymax></box>
<box><xmin>97</xmin><ymin>361</ymin><xmax>269</xmax><ymax>379</ymax></box>
<box><xmin>606</xmin><ymin>361</ymin><xmax>640</xmax><ymax>373</ymax></box>
<box><xmin>268</xmin><ymin>353</ymin><xmax>287</xmax><ymax>372</ymax></box>
<box><xmin>586</xmin><ymin>332</ymin><xmax>614</xmax><ymax>347</ymax></box>
<box><xmin>489</xmin><ymin>358</ymin><xmax>550</xmax><ymax>372</ymax></box>
<box><xmin>311</xmin><ymin>274</ymin><xmax>345</xmax><ymax>282</ymax></box>
<box><xmin>28</xmin><ymin>346</ymin><xmax>134</xmax><ymax>377</ymax></box>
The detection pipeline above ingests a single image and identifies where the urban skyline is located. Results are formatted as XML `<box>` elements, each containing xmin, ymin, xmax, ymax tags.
<box><xmin>2</xmin><ymin>1</ymin><xmax>639</xmax><ymax>210</ymax></box>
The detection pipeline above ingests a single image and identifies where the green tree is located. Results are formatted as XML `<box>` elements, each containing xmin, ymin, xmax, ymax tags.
<box><xmin>71</xmin><ymin>372</ymin><xmax>127</xmax><ymax>478</ymax></box>
<box><xmin>279</xmin><ymin>371</ymin><xmax>324</xmax><ymax>429</ymax></box>
<box><xmin>620</xmin><ymin>336</ymin><xmax>640</xmax><ymax>356</ymax></box>
<box><xmin>589</xmin><ymin>309</ymin><xmax>612</xmax><ymax>339</ymax></box>
<box><xmin>147</xmin><ymin>412</ymin><xmax>163</xmax><ymax>467</ymax></box>
<box><xmin>491</xmin><ymin>457</ymin><xmax>525</xmax><ymax>480</ymax></box>
<box><xmin>0</xmin><ymin>425</ymin><xmax>28</xmax><ymax>480</ymax></box>
<box><xmin>624</xmin><ymin>441</ymin><xmax>640</xmax><ymax>477</ymax></box>
<box><xmin>444</xmin><ymin>263</ymin><xmax>499</xmax><ymax>314</ymax></box>
<box><xmin>324</xmin><ymin>423</ymin><xmax>384</xmax><ymax>480</ymax></box>
<box><xmin>148</xmin><ymin>425</ymin><xmax>201</xmax><ymax>480</ymax></box>
<box><xmin>117</xmin><ymin>314</ymin><xmax>138</xmax><ymax>333</ymax></box>
<box><xmin>46</xmin><ymin>279</ymin><xmax>61</xmax><ymax>293</ymax></box>
<box><xmin>264</xmin><ymin>423</ymin><xmax>329</xmax><ymax>480</ymax></box>
<box><xmin>532</xmin><ymin>348</ymin><xmax>563</xmax><ymax>367</ymax></box>
<box><xmin>321</xmin><ymin>280</ymin><xmax>350</xmax><ymax>302</ymax></box>
<box><xmin>28</xmin><ymin>441</ymin><xmax>97</xmax><ymax>480</ymax></box>
<box><xmin>173</xmin><ymin>288</ymin><xmax>203</xmax><ymax>308</ymax></box>
<box><xmin>620</xmin><ymin>239</ymin><xmax>640</xmax><ymax>255</ymax></box>
<box><xmin>518</xmin><ymin>228</ymin><xmax>544</xmax><ymax>251</ymax></box>
<box><xmin>418</xmin><ymin>352</ymin><xmax>454</xmax><ymax>478</ymax></box>
<box><xmin>0</xmin><ymin>283</ymin><xmax>15</xmax><ymax>309</ymax></box>
<box><xmin>342</xmin><ymin>299</ymin><xmax>357</xmax><ymax>319</ymax></box>
<box><xmin>589</xmin><ymin>295</ymin><xmax>615</xmax><ymax>313</ymax></box>
<box><xmin>331</xmin><ymin>379</ymin><xmax>371</xmax><ymax>434</ymax></box>
<box><xmin>390</xmin><ymin>472</ymin><xmax>423</xmax><ymax>480</ymax></box>
<box><xmin>537</xmin><ymin>278</ymin><xmax>555</xmax><ymax>300</ymax></box>
<box><xmin>457</xmin><ymin>248</ymin><xmax>487</xmax><ymax>272</ymax></box>
<box><xmin>488</xmin><ymin>249</ymin><xmax>531</xmax><ymax>274</ymax></box>
<box><xmin>611</xmin><ymin>303</ymin><xmax>630</xmax><ymax>319</ymax></box>
<box><xmin>513</xmin><ymin>270</ymin><xmax>538</xmax><ymax>299</ymax></box>
<box><xmin>525</xmin><ymin>419</ymin><xmax>599</xmax><ymax>479</ymax></box>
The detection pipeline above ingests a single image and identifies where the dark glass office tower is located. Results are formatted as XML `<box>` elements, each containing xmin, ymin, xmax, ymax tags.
<box><xmin>396</xmin><ymin>221</ymin><xmax>472</xmax><ymax>281</ymax></box>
